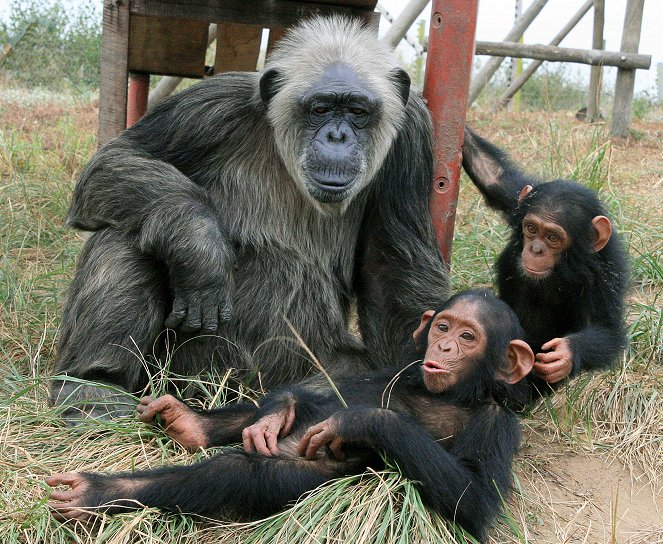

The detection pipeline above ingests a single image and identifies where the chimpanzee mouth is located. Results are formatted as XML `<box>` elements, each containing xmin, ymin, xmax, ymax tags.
<box><xmin>423</xmin><ymin>360</ymin><xmax>450</xmax><ymax>374</ymax></box>
<box><xmin>523</xmin><ymin>265</ymin><xmax>552</xmax><ymax>279</ymax></box>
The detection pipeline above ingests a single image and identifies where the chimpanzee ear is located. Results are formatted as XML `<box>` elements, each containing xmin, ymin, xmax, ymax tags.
<box><xmin>591</xmin><ymin>215</ymin><xmax>612</xmax><ymax>252</ymax></box>
<box><xmin>388</xmin><ymin>68</ymin><xmax>411</xmax><ymax>106</ymax></box>
<box><xmin>517</xmin><ymin>185</ymin><xmax>533</xmax><ymax>204</ymax></box>
<box><xmin>412</xmin><ymin>310</ymin><xmax>436</xmax><ymax>340</ymax></box>
<box><xmin>501</xmin><ymin>339</ymin><xmax>534</xmax><ymax>384</ymax></box>
<box><xmin>259</xmin><ymin>68</ymin><xmax>282</xmax><ymax>106</ymax></box>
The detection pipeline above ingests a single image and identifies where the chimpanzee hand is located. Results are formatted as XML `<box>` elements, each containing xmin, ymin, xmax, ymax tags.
<box><xmin>137</xmin><ymin>395</ymin><xmax>208</xmax><ymax>452</ymax></box>
<box><xmin>298</xmin><ymin>415</ymin><xmax>346</xmax><ymax>461</ymax></box>
<box><xmin>534</xmin><ymin>337</ymin><xmax>574</xmax><ymax>384</ymax></box>
<box><xmin>165</xmin><ymin>280</ymin><xmax>234</xmax><ymax>333</ymax></box>
<box><xmin>242</xmin><ymin>404</ymin><xmax>296</xmax><ymax>456</ymax></box>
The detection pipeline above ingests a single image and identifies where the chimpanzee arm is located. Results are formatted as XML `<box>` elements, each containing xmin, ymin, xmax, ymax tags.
<box><xmin>567</xmin><ymin>322</ymin><xmax>627</xmax><ymax>374</ymax></box>
<box><xmin>356</xmin><ymin>93</ymin><xmax>449</xmax><ymax>364</ymax></box>
<box><xmin>462</xmin><ymin>126</ymin><xmax>537</xmax><ymax>221</ymax></box>
<box><xmin>64</xmin><ymin>77</ymin><xmax>260</xmax><ymax>331</ymax></box>
<box><xmin>300</xmin><ymin>406</ymin><xmax>519</xmax><ymax>540</ymax></box>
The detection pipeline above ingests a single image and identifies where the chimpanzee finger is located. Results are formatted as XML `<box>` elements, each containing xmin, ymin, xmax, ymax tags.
<box><xmin>535</xmin><ymin>351</ymin><xmax>560</xmax><ymax>364</ymax></box>
<box><xmin>265</xmin><ymin>421</ymin><xmax>282</xmax><ymax>455</ymax></box>
<box><xmin>242</xmin><ymin>427</ymin><xmax>255</xmax><ymax>453</ymax></box>
<box><xmin>181</xmin><ymin>297</ymin><xmax>203</xmax><ymax>332</ymax></box>
<box><xmin>251</xmin><ymin>427</ymin><xmax>271</xmax><ymax>456</ymax></box>
<box><xmin>165</xmin><ymin>296</ymin><xmax>188</xmax><ymax>329</ymax></box>
<box><xmin>201</xmin><ymin>301</ymin><xmax>219</xmax><ymax>333</ymax></box>
<box><xmin>329</xmin><ymin>437</ymin><xmax>346</xmax><ymax>461</ymax></box>
<box><xmin>219</xmin><ymin>296</ymin><xmax>233</xmax><ymax>323</ymax></box>
<box><xmin>282</xmin><ymin>406</ymin><xmax>296</xmax><ymax>437</ymax></box>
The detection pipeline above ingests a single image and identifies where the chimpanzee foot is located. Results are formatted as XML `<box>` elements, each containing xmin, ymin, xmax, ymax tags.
<box><xmin>137</xmin><ymin>394</ymin><xmax>208</xmax><ymax>451</ymax></box>
<box><xmin>50</xmin><ymin>380</ymin><xmax>137</xmax><ymax>425</ymax></box>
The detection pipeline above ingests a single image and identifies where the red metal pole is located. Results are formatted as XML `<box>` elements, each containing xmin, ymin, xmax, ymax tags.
<box><xmin>423</xmin><ymin>0</ymin><xmax>478</xmax><ymax>266</ymax></box>
<box><xmin>127</xmin><ymin>72</ymin><xmax>150</xmax><ymax>128</ymax></box>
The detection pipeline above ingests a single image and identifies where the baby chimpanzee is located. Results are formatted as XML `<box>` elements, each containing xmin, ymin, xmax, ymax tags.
<box><xmin>462</xmin><ymin>127</ymin><xmax>629</xmax><ymax>392</ymax></box>
<box><xmin>47</xmin><ymin>290</ymin><xmax>533</xmax><ymax>541</ymax></box>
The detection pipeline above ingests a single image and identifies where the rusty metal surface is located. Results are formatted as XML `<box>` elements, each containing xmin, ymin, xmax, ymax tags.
<box><xmin>423</xmin><ymin>0</ymin><xmax>478</xmax><ymax>266</ymax></box>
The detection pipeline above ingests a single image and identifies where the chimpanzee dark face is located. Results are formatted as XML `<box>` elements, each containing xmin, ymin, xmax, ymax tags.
<box><xmin>418</xmin><ymin>300</ymin><xmax>487</xmax><ymax>394</ymax></box>
<box><xmin>297</xmin><ymin>63</ymin><xmax>380</xmax><ymax>203</ymax></box>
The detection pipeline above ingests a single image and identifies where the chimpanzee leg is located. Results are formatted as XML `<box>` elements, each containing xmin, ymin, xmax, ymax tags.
<box><xmin>51</xmin><ymin>229</ymin><xmax>169</xmax><ymax>421</ymax></box>
<box><xmin>47</xmin><ymin>451</ymin><xmax>341</xmax><ymax>521</ymax></box>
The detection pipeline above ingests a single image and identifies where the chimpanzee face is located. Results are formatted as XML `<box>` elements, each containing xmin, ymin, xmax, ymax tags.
<box><xmin>420</xmin><ymin>300</ymin><xmax>487</xmax><ymax>394</ymax></box>
<box><xmin>520</xmin><ymin>213</ymin><xmax>570</xmax><ymax>279</ymax></box>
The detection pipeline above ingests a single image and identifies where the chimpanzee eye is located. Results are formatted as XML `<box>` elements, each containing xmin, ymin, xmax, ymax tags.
<box><xmin>460</xmin><ymin>332</ymin><xmax>475</xmax><ymax>341</ymax></box>
<box><xmin>313</xmin><ymin>106</ymin><xmax>330</xmax><ymax>115</ymax></box>
<box><xmin>350</xmin><ymin>107</ymin><xmax>367</xmax><ymax>116</ymax></box>
<box><xmin>547</xmin><ymin>233</ymin><xmax>559</xmax><ymax>243</ymax></box>
<box><xmin>525</xmin><ymin>224</ymin><xmax>536</xmax><ymax>235</ymax></box>
<box><xmin>437</xmin><ymin>323</ymin><xmax>448</xmax><ymax>332</ymax></box>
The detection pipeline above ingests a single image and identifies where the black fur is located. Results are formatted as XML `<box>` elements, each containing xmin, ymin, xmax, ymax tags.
<box><xmin>462</xmin><ymin>127</ymin><xmax>629</xmax><ymax>393</ymax></box>
<box><xmin>48</xmin><ymin>290</ymin><xmax>523</xmax><ymax>542</ymax></box>
<box><xmin>51</xmin><ymin>18</ymin><xmax>449</xmax><ymax>420</ymax></box>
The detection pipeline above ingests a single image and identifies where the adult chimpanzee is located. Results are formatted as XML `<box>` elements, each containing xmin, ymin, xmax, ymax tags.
<box><xmin>46</xmin><ymin>290</ymin><xmax>534</xmax><ymax>541</ymax></box>
<box><xmin>461</xmin><ymin>127</ymin><xmax>628</xmax><ymax>391</ymax></box>
<box><xmin>51</xmin><ymin>17</ymin><xmax>449</xmax><ymax>420</ymax></box>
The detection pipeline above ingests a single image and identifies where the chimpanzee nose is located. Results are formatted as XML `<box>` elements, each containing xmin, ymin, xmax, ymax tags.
<box><xmin>531</xmin><ymin>240</ymin><xmax>545</xmax><ymax>254</ymax></box>
<box><xmin>326</xmin><ymin>126</ymin><xmax>347</xmax><ymax>144</ymax></box>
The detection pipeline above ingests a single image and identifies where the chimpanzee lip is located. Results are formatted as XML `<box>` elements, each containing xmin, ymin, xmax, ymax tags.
<box><xmin>523</xmin><ymin>264</ymin><xmax>551</xmax><ymax>277</ymax></box>
<box><xmin>423</xmin><ymin>360</ymin><xmax>450</xmax><ymax>373</ymax></box>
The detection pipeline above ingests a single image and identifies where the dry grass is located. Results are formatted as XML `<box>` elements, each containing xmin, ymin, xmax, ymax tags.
<box><xmin>1</xmin><ymin>93</ymin><xmax>661</xmax><ymax>543</ymax></box>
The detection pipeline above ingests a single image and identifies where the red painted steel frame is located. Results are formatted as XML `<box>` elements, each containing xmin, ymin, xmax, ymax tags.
<box><xmin>423</xmin><ymin>0</ymin><xmax>478</xmax><ymax>266</ymax></box>
<box><xmin>127</xmin><ymin>73</ymin><xmax>150</xmax><ymax>128</ymax></box>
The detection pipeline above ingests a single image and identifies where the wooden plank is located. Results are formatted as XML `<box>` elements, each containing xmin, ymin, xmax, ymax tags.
<box><xmin>497</xmin><ymin>0</ymin><xmax>593</xmax><ymax>108</ymax></box>
<box><xmin>98</xmin><ymin>0</ymin><xmax>130</xmax><ymax>147</ymax></box>
<box><xmin>128</xmin><ymin>15</ymin><xmax>208</xmax><ymax>77</ymax></box>
<box><xmin>215</xmin><ymin>23</ymin><xmax>262</xmax><ymax>73</ymax></box>
<box><xmin>474</xmin><ymin>41</ymin><xmax>650</xmax><ymax>69</ymax></box>
<box><xmin>130</xmin><ymin>0</ymin><xmax>375</xmax><ymax>28</ymax></box>
<box><xmin>586</xmin><ymin>0</ymin><xmax>605</xmax><ymax>122</ymax></box>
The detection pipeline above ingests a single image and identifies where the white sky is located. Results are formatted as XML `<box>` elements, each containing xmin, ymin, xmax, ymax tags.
<box><xmin>381</xmin><ymin>0</ymin><xmax>662</xmax><ymax>96</ymax></box>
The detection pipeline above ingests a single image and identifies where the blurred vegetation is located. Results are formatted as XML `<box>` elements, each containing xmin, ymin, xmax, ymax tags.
<box><xmin>0</xmin><ymin>0</ymin><xmax>101</xmax><ymax>93</ymax></box>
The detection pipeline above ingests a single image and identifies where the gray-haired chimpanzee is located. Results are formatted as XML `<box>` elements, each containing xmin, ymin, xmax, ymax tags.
<box><xmin>51</xmin><ymin>16</ymin><xmax>449</xmax><ymax>420</ymax></box>
<box><xmin>46</xmin><ymin>290</ymin><xmax>534</xmax><ymax>541</ymax></box>
<box><xmin>461</xmin><ymin>128</ymin><xmax>628</xmax><ymax>392</ymax></box>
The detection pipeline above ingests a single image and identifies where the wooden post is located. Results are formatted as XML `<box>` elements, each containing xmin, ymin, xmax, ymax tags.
<box><xmin>468</xmin><ymin>0</ymin><xmax>548</xmax><ymax>106</ymax></box>
<box><xmin>424</xmin><ymin>0</ymin><xmax>478</xmax><ymax>266</ymax></box>
<box><xmin>98</xmin><ymin>0</ymin><xmax>130</xmax><ymax>147</ymax></box>
<box><xmin>380</xmin><ymin>0</ymin><xmax>429</xmax><ymax>49</ymax></box>
<box><xmin>586</xmin><ymin>0</ymin><xmax>605</xmax><ymax>122</ymax></box>
<box><xmin>610</xmin><ymin>0</ymin><xmax>645</xmax><ymax>138</ymax></box>
<box><xmin>498</xmin><ymin>0</ymin><xmax>593</xmax><ymax>108</ymax></box>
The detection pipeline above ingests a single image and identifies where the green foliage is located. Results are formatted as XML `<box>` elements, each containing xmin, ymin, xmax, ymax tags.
<box><xmin>0</xmin><ymin>0</ymin><xmax>101</xmax><ymax>92</ymax></box>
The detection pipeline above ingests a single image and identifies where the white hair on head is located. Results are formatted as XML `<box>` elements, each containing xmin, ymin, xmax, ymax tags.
<box><xmin>262</xmin><ymin>16</ymin><xmax>409</xmax><ymax>213</ymax></box>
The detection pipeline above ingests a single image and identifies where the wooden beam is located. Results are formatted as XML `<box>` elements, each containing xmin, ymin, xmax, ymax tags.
<box><xmin>586</xmin><ymin>0</ymin><xmax>605</xmax><ymax>122</ymax></box>
<box><xmin>130</xmin><ymin>0</ymin><xmax>376</xmax><ymax>28</ymax></box>
<box><xmin>468</xmin><ymin>0</ymin><xmax>548</xmax><ymax>106</ymax></box>
<box><xmin>98</xmin><ymin>0</ymin><xmax>130</xmax><ymax>147</ymax></box>
<box><xmin>215</xmin><ymin>22</ymin><xmax>262</xmax><ymax>73</ymax></box>
<box><xmin>498</xmin><ymin>0</ymin><xmax>593</xmax><ymax>108</ymax></box>
<box><xmin>474</xmin><ymin>41</ymin><xmax>650</xmax><ymax>70</ymax></box>
<box><xmin>611</xmin><ymin>0</ymin><xmax>645</xmax><ymax>138</ymax></box>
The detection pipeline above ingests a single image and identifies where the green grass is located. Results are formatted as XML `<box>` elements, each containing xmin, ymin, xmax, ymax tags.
<box><xmin>1</xmin><ymin>96</ymin><xmax>662</xmax><ymax>543</ymax></box>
